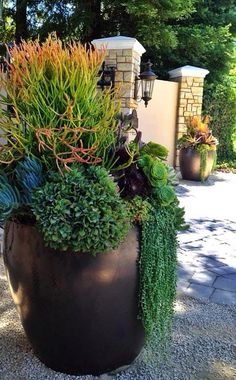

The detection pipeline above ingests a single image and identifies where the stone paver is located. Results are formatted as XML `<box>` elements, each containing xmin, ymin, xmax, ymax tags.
<box><xmin>177</xmin><ymin>172</ymin><xmax>236</xmax><ymax>305</ymax></box>
<box><xmin>208</xmin><ymin>266</ymin><xmax>236</xmax><ymax>275</ymax></box>
<box><xmin>223</xmin><ymin>273</ymin><xmax>236</xmax><ymax>280</ymax></box>
<box><xmin>210</xmin><ymin>289</ymin><xmax>236</xmax><ymax>305</ymax></box>
<box><xmin>213</xmin><ymin>277</ymin><xmax>236</xmax><ymax>292</ymax></box>
<box><xmin>186</xmin><ymin>283</ymin><xmax>214</xmax><ymax>299</ymax></box>
<box><xmin>189</xmin><ymin>271</ymin><xmax>217</xmax><ymax>286</ymax></box>
<box><xmin>176</xmin><ymin>279</ymin><xmax>189</xmax><ymax>293</ymax></box>
<box><xmin>177</xmin><ymin>266</ymin><xmax>195</xmax><ymax>279</ymax></box>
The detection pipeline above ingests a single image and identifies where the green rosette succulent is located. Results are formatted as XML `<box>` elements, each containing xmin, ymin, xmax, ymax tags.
<box><xmin>150</xmin><ymin>160</ymin><xmax>168</xmax><ymax>183</ymax></box>
<box><xmin>138</xmin><ymin>154</ymin><xmax>168</xmax><ymax>187</ymax></box>
<box><xmin>158</xmin><ymin>185</ymin><xmax>176</xmax><ymax>206</ymax></box>
<box><xmin>141</xmin><ymin>141</ymin><xmax>169</xmax><ymax>160</ymax></box>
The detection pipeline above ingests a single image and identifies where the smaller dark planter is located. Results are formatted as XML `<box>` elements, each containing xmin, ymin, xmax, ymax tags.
<box><xmin>179</xmin><ymin>147</ymin><xmax>215</xmax><ymax>181</ymax></box>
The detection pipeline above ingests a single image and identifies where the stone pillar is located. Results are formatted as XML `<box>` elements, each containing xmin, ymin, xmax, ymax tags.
<box><xmin>168</xmin><ymin>65</ymin><xmax>209</xmax><ymax>166</ymax></box>
<box><xmin>92</xmin><ymin>36</ymin><xmax>146</xmax><ymax>115</ymax></box>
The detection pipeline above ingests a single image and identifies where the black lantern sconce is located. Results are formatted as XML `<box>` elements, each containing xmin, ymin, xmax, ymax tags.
<box><xmin>134</xmin><ymin>59</ymin><xmax>157</xmax><ymax>107</ymax></box>
<box><xmin>97</xmin><ymin>61</ymin><xmax>116</xmax><ymax>90</ymax></box>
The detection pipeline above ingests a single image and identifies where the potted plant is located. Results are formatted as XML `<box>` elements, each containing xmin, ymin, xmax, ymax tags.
<box><xmin>0</xmin><ymin>35</ymin><xmax>186</xmax><ymax>376</ymax></box>
<box><xmin>177</xmin><ymin>115</ymin><xmax>218</xmax><ymax>181</ymax></box>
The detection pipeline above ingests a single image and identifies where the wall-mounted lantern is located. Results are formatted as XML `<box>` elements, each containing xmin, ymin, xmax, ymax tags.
<box><xmin>134</xmin><ymin>59</ymin><xmax>157</xmax><ymax>107</ymax></box>
<box><xmin>97</xmin><ymin>62</ymin><xmax>116</xmax><ymax>90</ymax></box>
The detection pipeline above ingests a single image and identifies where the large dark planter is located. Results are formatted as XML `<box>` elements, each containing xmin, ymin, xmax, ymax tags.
<box><xmin>179</xmin><ymin>147</ymin><xmax>215</xmax><ymax>181</ymax></box>
<box><xmin>3</xmin><ymin>221</ymin><xmax>144</xmax><ymax>376</ymax></box>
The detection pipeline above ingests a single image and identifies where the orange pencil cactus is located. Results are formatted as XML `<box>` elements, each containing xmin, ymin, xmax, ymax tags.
<box><xmin>186</xmin><ymin>115</ymin><xmax>211</xmax><ymax>135</ymax></box>
<box><xmin>0</xmin><ymin>34</ymin><xmax>120</xmax><ymax>170</ymax></box>
<box><xmin>180</xmin><ymin>115</ymin><xmax>218</xmax><ymax>147</ymax></box>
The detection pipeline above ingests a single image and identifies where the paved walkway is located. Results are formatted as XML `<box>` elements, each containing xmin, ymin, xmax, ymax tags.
<box><xmin>176</xmin><ymin>172</ymin><xmax>236</xmax><ymax>305</ymax></box>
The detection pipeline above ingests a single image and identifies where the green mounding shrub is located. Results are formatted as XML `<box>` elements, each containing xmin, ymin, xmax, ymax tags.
<box><xmin>31</xmin><ymin>165</ymin><xmax>130</xmax><ymax>254</ymax></box>
<box><xmin>140</xmin><ymin>141</ymin><xmax>169</xmax><ymax>160</ymax></box>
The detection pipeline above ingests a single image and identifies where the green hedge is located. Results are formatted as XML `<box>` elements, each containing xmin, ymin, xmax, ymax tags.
<box><xmin>203</xmin><ymin>78</ymin><xmax>236</xmax><ymax>163</ymax></box>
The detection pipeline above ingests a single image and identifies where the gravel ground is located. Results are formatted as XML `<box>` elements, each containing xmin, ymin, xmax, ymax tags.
<box><xmin>1</xmin><ymin>257</ymin><xmax>236</xmax><ymax>380</ymax></box>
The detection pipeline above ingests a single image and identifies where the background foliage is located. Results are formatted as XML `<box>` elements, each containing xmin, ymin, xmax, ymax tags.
<box><xmin>203</xmin><ymin>75</ymin><xmax>236</xmax><ymax>163</ymax></box>
<box><xmin>1</xmin><ymin>1</ymin><xmax>234</xmax><ymax>79</ymax></box>
<box><xmin>1</xmin><ymin>1</ymin><xmax>235</xmax><ymax>163</ymax></box>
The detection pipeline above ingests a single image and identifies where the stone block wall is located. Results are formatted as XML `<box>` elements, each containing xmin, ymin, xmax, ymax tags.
<box><xmin>92</xmin><ymin>41</ymin><xmax>210</xmax><ymax>168</ymax></box>
<box><xmin>169</xmin><ymin>65</ymin><xmax>209</xmax><ymax>166</ymax></box>
<box><xmin>92</xmin><ymin>36</ymin><xmax>145</xmax><ymax>115</ymax></box>
<box><xmin>174</xmin><ymin>76</ymin><xmax>204</xmax><ymax>138</ymax></box>
<box><xmin>104</xmin><ymin>48</ymin><xmax>141</xmax><ymax>113</ymax></box>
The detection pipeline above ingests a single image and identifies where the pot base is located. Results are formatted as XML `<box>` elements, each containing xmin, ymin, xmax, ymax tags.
<box><xmin>3</xmin><ymin>222</ymin><xmax>145</xmax><ymax>376</ymax></box>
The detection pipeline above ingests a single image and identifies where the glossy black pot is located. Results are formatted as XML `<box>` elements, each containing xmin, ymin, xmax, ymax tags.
<box><xmin>179</xmin><ymin>147</ymin><xmax>215</xmax><ymax>181</ymax></box>
<box><xmin>3</xmin><ymin>221</ymin><xmax>144</xmax><ymax>376</ymax></box>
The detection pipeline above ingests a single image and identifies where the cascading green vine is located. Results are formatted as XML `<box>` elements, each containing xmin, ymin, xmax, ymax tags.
<box><xmin>212</xmin><ymin>149</ymin><xmax>217</xmax><ymax>172</ymax></box>
<box><xmin>196</xmin><ymin>144</ymin><xmax>217</xmax><ymax>181</ymax></box>
<box><xmin>197</xmin><ymin>145</ymin><xmax>208</xmax><ymax>181</ymax></box>
<box><xmin>138</xmin><ymin>206</ymin><xmax>177</xmax><ymax>342</ymax></box>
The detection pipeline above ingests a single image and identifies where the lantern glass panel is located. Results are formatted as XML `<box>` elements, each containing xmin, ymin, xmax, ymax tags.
<box><xmin>141</xmin><ymin>79</ymin><xmax>155</xmax><ymax>100</ymax></box>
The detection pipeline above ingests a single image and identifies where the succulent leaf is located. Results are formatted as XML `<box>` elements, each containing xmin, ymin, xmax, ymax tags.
<box><xmin>0</xmin><ymin>176</ymin><xmax>21</xmax><ymax>222</ymax></box>
<box><xmin>15</xmin><ymin>156</ymin><xmax>44</xmax><ymax>203</ymax></box>
<box><xmin>141</xmin><ymin>141</ymin><xmax>169</xmax><ymax>160</ymax></box>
